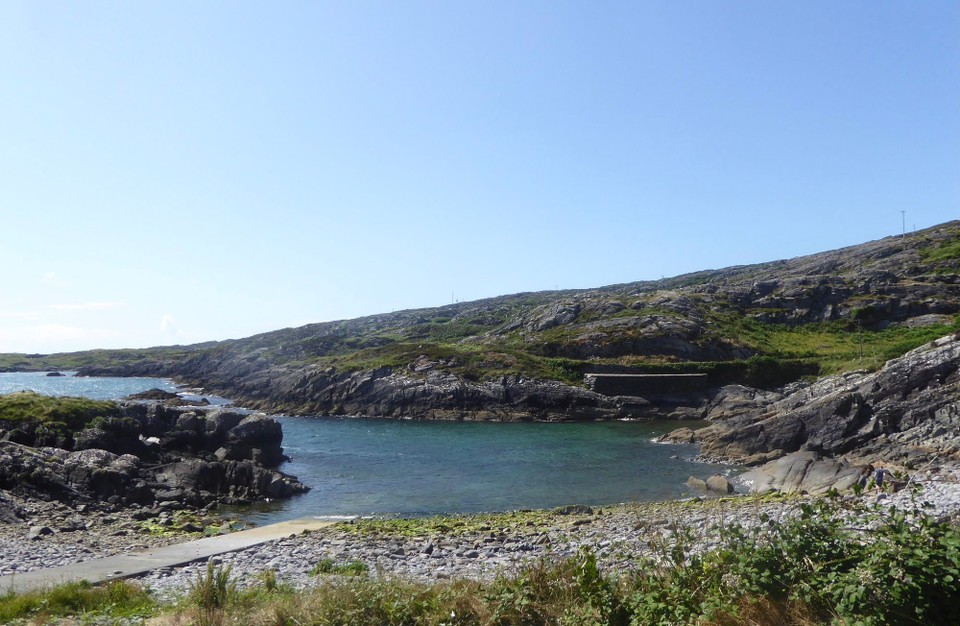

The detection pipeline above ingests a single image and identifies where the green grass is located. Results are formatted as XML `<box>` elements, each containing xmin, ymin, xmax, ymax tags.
<box><xmin>308</xmin><ymin>559</ymin><xmax>370</xmax><ymax>577</ymax></box>
<box><xmin>756</xmin><ymin>318</ymin><xmax>960</xmax><ymax>374</ymax></box>
<box><xmin>0</xmin><ymin>391</ymin><xmax>119</xmax><ymax>429</ymax></box>
<box><xmin>919</xmin><ymin>230</ymin><xmax>960</xmax><ymax>263</ymax></box>
<box><xmin>0</xmin><ymin>580</ymin><xmax>156</xmax><ymax>623</ymax></box>
<box><xmin>303</xmin><ymin>340</ymin><xmax>587</xmax><ymax>385</ymax></box>
<box><xmin>0</xmin><ymin>346</ymin><xmax>203</xmax><ymax>373</ymax></box>
<box><xmin>143</xmin><ymin>498</ymin><xmax>959</xmax><ymax>626</ymax></box>
<box><xmin>233</xmin><ymin>310</ymin><xmax>960</xmax><ymax>392</ymax></box>
<box><xmin>340</xmin><ymin>508</ymin><xmax>561</xmax><ymax>539</ymax></box>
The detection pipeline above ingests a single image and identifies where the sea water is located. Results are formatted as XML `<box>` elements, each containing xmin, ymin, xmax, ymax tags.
<box><xmin>0</xmin><ymin>372</ymin><xmax>725</xmax><ymax>524</ymax></box>
<box><xmin>0</xmin><ymin>371</ymin><xmax>228</xmax><ymax>405</ymax></box>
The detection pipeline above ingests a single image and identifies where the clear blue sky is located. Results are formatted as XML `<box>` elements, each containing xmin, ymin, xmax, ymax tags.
<box><xmin>1</xmin><ymin>1</ymin><xmax>957</xmax><ymax>354</ymax></box>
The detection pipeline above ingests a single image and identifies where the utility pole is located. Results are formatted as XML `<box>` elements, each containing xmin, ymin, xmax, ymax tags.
<box><xmin>901</xmin><ymin>210</ymin><xmax>906</xmax><ymax>239</ymax></box>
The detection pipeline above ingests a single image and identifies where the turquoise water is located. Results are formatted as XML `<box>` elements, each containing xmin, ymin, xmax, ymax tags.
<box><xmin>0</xmin><ymin>373</ymin><xmax>724</xmax><ymax>523</ymax></box>
<box><xmin>253</xmin><ymin>416</ymin><xmax>719</xmax><ymax>524</ymax></box>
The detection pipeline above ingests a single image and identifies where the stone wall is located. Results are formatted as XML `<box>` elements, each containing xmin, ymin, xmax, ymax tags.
<box><xmin>584</xmin><ymin>373</ymin><xmax>709</xmax><ymax>396</ymax></box>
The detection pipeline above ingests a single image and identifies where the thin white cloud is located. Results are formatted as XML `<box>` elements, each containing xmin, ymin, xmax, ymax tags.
<box><xmin>160</xmin><ymin>314</ymin><xmax>181</xmax><ymax>336</ymax></box>
<box><xmin>40</xmin><ymin>272</ymin><xmax>66</xmax><ymax>287</ymax></box>
<box><xmin>50</xmin><ymin>301</ymin><xmax>126</xmax><ymax>311</ymax></box>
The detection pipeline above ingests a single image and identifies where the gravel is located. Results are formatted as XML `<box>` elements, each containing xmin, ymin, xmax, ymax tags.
<box><xmin>2</xmin><ymin>465</ymin><xmax>958</xmax><ymax>606</ymax></box>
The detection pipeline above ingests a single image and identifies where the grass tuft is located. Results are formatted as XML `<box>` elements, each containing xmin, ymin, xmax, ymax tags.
<box><xmin>0</xmin><ymin>579</ymin><xmax>155</xmax><ymax>623</ymax></box>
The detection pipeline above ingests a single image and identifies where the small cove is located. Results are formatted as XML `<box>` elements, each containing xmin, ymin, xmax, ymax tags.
<box><xmin>0</xmin><ymin>372</ymin><xmax>728</xmax><ymax>525</ymax></box>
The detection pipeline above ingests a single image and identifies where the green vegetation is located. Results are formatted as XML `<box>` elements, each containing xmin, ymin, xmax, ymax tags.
<box><xmin>308</xmin><ymin>558</ymin><xmax>370</xmax><ymax>577</ymax></box>
<box><xmin>299</xmin><ymin>309</ymin><xmax>959</xmax><ymax>389</ymax></box>
<box><xmin>919</xmin><ymin>231</ymin><xmax>960</xmax><ymax>263</ymax></box>
<box><xmin>0</xmin><ymin>391</ymin><xmax>119</xmax><ymax>429</ymax></box>
<box><xmin>138</xmin><ymin>511</ymin><xmax>245</xmax><ymax>538</ymax></box>
<box><xmin>1</xmin><ymin>495</ymin><xmax>955</xmax><ymax>625</ymax></box>
<box><xmin>0</xmin><ymin>346</ymin><xmax>203</xmax><ymax>373</ymax></box>
<box><xmin>2</xmin><ymin>223</ymin><xmax>958</xmax><ymax>397</ymax></box>
<box><xmin>188</xmin><ymin>562</ymin><xmax>239</xmax><ymax>612</ymax></box>
<box><xmin>740</xmin><ymin>317</ymin><xmax>960</xmax><ymax>375</ymax></box>
<box><xmin>341</xmin><ymin>508</ymin><xmax>560</xmax><ymax>539</ymax></box>
<box><xmin>73</xmin><ymin>498</ymin><xmax>953</xmax><ymax>626</ymax></box>
<box><xmin>0</xmin><ymin>580</ymin><xmax>155</xmax><ymax>624</ymax></box>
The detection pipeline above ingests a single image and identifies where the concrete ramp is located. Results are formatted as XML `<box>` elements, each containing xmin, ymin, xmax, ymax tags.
<box><xmin>0</xmin><ymin>518</ymin><xmax>336</xmax><ymax>595</ymax></box>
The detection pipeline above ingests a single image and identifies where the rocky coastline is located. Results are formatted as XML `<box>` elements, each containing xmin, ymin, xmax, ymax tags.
<box><xmin>0</xmin><ymin>394</ymin><xmax>309</xmax><ymax>585</ymax></box>
<box><xmin>661</xmin><ymin>332</ymin><xmax>960</xmax><ymax>495</ymax></box>
<box><xmin>0</xmin><ymin>397</ymin><xmax>308</xmax><ymax>514</ymax></box>
<box><xmin>1</xmin><ymin>333</ymin><xmax>958</xmax><ymax>613</ymax></box>
<box><xmin>67</xmin><ymin>223</ymin><xmax>960</xmax><ymax>423</ymax></box>
<box><xmin>2</xmin><ymin>465</ymin><xmax>958</xmax><ymax>605</ymax></box>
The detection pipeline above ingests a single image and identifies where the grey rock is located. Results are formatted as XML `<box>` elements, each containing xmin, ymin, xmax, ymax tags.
<box><xmin>698</xmin><ymin>335</ymin><xmax>960</xmax><ymax>472</ymax></box>
<box><xmin>660</xmin><ymin>427</ymin><xmax>697</xmax><ymax>444</ymax></box>
<box><xmin>553</xmin><ymin>504</ymin><xmax>594</xmax><ymax>516</ymax></box>
<box><xmin>705</xmin><ymin>475</ymin><xmax>734</xmax><ymax>494</ymax></box>
<box><xmin>28</xmin><ymin>525</ymin><xmax>54</xmax><ymax>540</ymax></box>
<box><xmin>740</xmin><ymin>451</ymin><xmax>865</xmax><ymax>495</ymax></box>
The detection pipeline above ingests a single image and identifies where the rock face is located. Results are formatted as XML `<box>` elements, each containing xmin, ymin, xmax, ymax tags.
<box><xmin>738</xmin><ymin>451</ymin><xmax>865</xmax><ymax>494</ymax></box>
<box><xmin>71</xmin><ymin>223</ymin><xmax>960</xmax><ymax>421</ymax></box>
<box><xmin>0</xmin><ymin>402</ymin><xmax>308</xmax><ymax>511</ymax></box>
<box><xmin>681</xmin><ymin>334</ymin><xmax>960</xmax><ymax>494</ymax></box>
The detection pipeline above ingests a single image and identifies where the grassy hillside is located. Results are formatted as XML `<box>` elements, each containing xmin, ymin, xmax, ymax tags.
<box><xmin>2</xmin><ymin>222</ymin><xmax>959</xmax><ymax>394</ymax></box>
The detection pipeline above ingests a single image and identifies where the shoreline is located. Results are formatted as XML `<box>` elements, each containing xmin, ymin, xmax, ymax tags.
<box><xmin>3</xmin><ymin>465</ymin><xmax>958</xmax><ymax>603</ymax></box>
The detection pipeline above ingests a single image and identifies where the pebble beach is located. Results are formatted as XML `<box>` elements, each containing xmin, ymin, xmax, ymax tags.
<box><xmin>2</xmin><ymin>467</ymin><xmax>958</xmax><ymax>605</ymax></box>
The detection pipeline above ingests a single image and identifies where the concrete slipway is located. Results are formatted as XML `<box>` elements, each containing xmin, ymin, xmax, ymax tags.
<box><xmin>0</xmin><ymin>518</ymin><xmax>335</xmax><ymax>595</ymax></box>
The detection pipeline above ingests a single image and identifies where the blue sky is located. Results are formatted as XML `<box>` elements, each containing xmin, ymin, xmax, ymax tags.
<box><xmin>1</xmin><ymin>1</ymin><xmax>957</xmax><ymax>354</ymax></box>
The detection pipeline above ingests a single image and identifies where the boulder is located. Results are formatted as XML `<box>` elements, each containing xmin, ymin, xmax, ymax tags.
<box><xmin>62</xmin><ymin>450</ymin><xmax>142</xmax><ymax>499</ymax></box>
<box><xmin>553</xmin><ymin>504</ymin><xmax>594</xmax><ymax>516</ymax></box>
<box><xmin>73</xmin><ymin>428</ymin><xmax>116</xmax><ymax>451</ymax></box>
<box><xmin>0</xmin><ymin>493</ymin><xmax>24</xmax><ymax>523</ymax></box>
<box><xmin>153</xmin><ymin>458</ymin><xmax>309</xmax><ymax>505</ymax></box>
<box><xmin>124</xmin><ymin>388</ymin><xmax>180</xmax><ymax>401</ymax></box>
<box><xmin>28</xmin><ymin>525</ymin><xmax>54</xmax><ymax>540</ymax></box>
<box><xmin>222</xmin><ymin>414</ymin><xmax>286</xmax><ymax>467</ymax></box>
<box><xmin>661</xmin><ymin>427</ymin><xmax>698</xmax><ymax>444</ymax></box>
<box><xmin>203</xmin><ymin>410</ymin><xmax>244</xmax><ymax>443</ymax></box>
<box><xmin>705</xmin><ymin>475</ymin><xmax>734</xmax><ymax>494</ymax></box>
<box><xmin>739</xmin><ymin>451</ymin><xmax>864</xmax><ymax>494</ymax></box>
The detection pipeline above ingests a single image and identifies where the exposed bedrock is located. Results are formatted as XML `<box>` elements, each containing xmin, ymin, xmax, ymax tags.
<box><xmin>738</xmin><ymin>451</ymin><xmax>866</xmax><ymax>495</ymax></box>
<box><xmin>0</xmin><ymin>403</ymin><xmax>308</xmax><ymax>511</ymax></box>
<box><xmin>671</xmin><ymin>334</ymin><xmax>960</xmax><ymax>477</ymax></box>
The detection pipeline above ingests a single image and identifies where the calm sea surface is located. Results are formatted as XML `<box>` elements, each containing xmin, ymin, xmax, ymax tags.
<box><xmin>0</xmin><ymin>372</ymin><xmax>725</xmax><ymax>524</ymax></box>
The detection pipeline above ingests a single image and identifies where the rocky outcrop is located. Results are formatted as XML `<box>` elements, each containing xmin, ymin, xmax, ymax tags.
<box><xmin>0</xmin><ymin>440</ymin><xmax>307</xmax><ymax>511</ymax></box>
<box><xmin>738</xmin><ymin>451</ymin><xmax>865</xmax><ymax>494</ymax></box>
<box><xmin>33</xmin><ymin>222</ymin><xmax>957</xmax><ymax>422</ymax></box>
<box><xmin>226</xmin><ymin>365</ymin><xmax>684</xmax><ymax>421</ymax></box>
<box><xmin>690</xmin><ymin>334</ymin><xmax>960</xmax><ymax>474</ymax></box>
<box><xmin>0</xmin><ymin>401</ymin><xmax>308</xmax><ymax>512</ymax></box>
